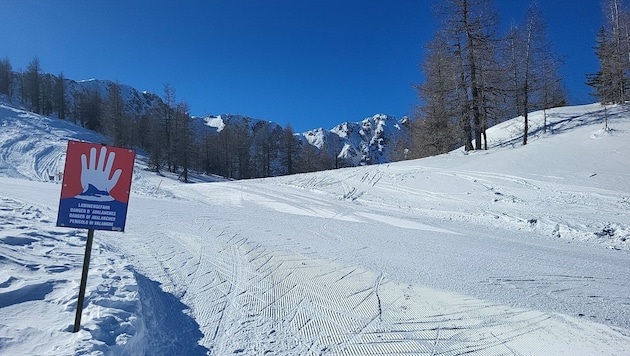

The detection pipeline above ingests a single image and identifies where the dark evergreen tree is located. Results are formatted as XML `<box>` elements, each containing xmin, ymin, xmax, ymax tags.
<box><xmin>587</xmin><ymin>0</ymin><xmax>630</xmax><ymax>129</ymax></box>
<box><xmin>77</xmin><ymin>89</ymin><xmax>102</xmax><ymax>131</ymax></box>
<box><xmin>413</xmin><ymin>31</ymin><xmax>460</xmax><ymax>157</ymax></box>
<box><xmin>146</xmin><ymin>105</ymin><xmax>167</xmax><ymax>172</ymax></box>
<box><xmin>251</xmin><ymin>121</ymin><xmax>275</xmax><ymax>177</ymax></box>
<box><xmin>506</xmin><ymin>4</ymin><xmax>563</xmax><ymax>145</ymax></box>
<box><xmin>217</xmin><ymin>120</ymin><xmax>235</xmax><ymax>178</ymax></box>
<box><xmin>280</xmin><ymin>124</ymin><xmax>300</xmax><ymax>175</ymax></box>
<box><xmin>24</xmin><ymin>57</ymin><xmax>42</xmax><ymax>113</ymax></box>
<box><xmin>162</xmin><ymin>84</ymin><xmax>176</xmax><ymax>172</ymax></box>
<box><xmin>298</xmin><ymin>140</ymin><xmax>320</xmax><ymax>173</ymax></box>
<box><xmin>232</xmin><ymin>119</ymin><xmax>252</xmax><ymax>179</ymax></box>
<box><xmin>103</xmin><ymin>82</ymin><xmax>128</xmax><ymax>147</ymax></box>
<box><xmin>173</xmin><ymin>102</ymin><xmax>193</xmax><ymax>182</ymax></box>
<box><xmin>41</xmin><ymin>74</ymin><xmax>54</xmax><ymax>116</ymax></box>
<box><xmin>54</xmin><ymin>72</ymin><xmax>67</xmax><ymax>120</ymax></box>
<box><xmin>436</xmin><ymin>0</ymin><xmax>502</xmax><ymax>150</ymax></box>
<box><xmin>0</xmin><ymin>57</ymin><xmax>12</xmax><ymax>98</ymax></box>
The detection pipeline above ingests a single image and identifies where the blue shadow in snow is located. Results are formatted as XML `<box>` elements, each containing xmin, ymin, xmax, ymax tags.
<box><xmin>134</xmin><ymin>272</ymin><xmax>209</xmax><ymax>355</ymax></box>
<box><xmin>0</xmin><ymin>281</ymin><xmax>55</xmax><ymax>308</ymax></box>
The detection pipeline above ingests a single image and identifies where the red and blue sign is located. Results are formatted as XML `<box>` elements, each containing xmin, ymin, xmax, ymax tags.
<box><xmin>56</xmin><ymin>140</ymin><xmax>135</xmax><ymax>232</ymax></box>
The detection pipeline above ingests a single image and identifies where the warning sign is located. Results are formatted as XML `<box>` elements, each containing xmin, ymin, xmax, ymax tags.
<box><xmin>56</xmin><ymin>141</ymin><xmax>135</xmax><ymax>231</ymax></box>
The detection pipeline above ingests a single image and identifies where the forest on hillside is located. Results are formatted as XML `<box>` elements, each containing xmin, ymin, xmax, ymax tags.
<box><xmin>1</xmin><ymin>0</ymin><xmax>628</xmax><ymax>180</ymax></box>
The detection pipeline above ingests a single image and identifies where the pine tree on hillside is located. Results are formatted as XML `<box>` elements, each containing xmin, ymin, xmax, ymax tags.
<box><xmin>23</xmin><ymin>57</ymin><xmax>42</xmax><ymax>113</ymax></box>
<box><xmin>299</xmin><ymin>141</ymin><xmax>320</xmax><ymax>173</ymax></box>
<box><xmin>146</xmin><ymin>106</ymin><xmax>167</xmax><ymax>172</ymax></box>
<box><xmin>251</xmin><ymin>121</ymin><xmax>278</xmax><ymax>177</ymax></box>
<box><xmin>173</xmin><ymin>102</ymin><xmax>193</xmax><ymax>182</ymax></box>
<box><xmin>41</xmin><ymin>74</ymin><xmax>54</xmax><ymax>116</ymax></box>
<box><xmin>604</xmin><ymin>0</ymin><xmax>630</xmax><ymax>103</ymax></box>
<box><xmin>587</xmin><ymin>0</ymin><xmax>630</xmax><ymax>111</ymax></box>
<box><xmin>162</xmin><ymin>83</ymin><xmax>178</xmax><ymax>172</ymax></box>
<box><xmin>588</xmin><ymin>27</ymin><xmax>623</xmax><ymax>130</ymax></box>
<box><xmin>323</xmin><ymin>134</ymin><xmax>346</xmax><ymax>169</ymax></box>
<box><xmin>103</xmin><ymin>82</ymin><xmax>128</xmax><ymax>147</ymax></box>
<box><xmin>588</xmin><ymin>26</ymin><xmax>627</xmax><ymax>104</ymax></box>
<box><xmin>76</xmin><ymin>88</ymin><xmax>102</xmax><ymax>131</ymax></box>
<box><xmin>435</xmin><ymin>0</ymin><xmax>502</xmax><ymax>150</ymax></box>
<box><xmin>230</xmin><ymin>119</ymin><xmax>252</xmax><ymax>179</ymax></box>
<box><xmin>54</xmin><ymin>72</ymin><xmax>67</xmax><ymax>120</ymax></box>
<box><xmin>414</xmin><ymin>31</ymin><xmax>460</xmax><ymax>158</ymax></box>
<box><xmin>0</xmin><ymin>57</ymin><xmax>12</xmax><ymax>98</ymax></box>
<box><xmin>506</xmin><ymin>4</ymin><xmax>564</xmax><ymax>145</ymax></box>
<box><xmin>280</xmin><ymin>124</ymin><xmax>300</xmax><ymax>175</ymax></box>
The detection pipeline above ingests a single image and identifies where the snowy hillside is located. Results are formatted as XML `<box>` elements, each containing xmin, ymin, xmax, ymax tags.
<box><xmin>3</xmin><ymin>77</ymin><xmax>163</xmax><ymax>120</ymax></box>
<box><xmin>0</xmin><ymin>102</ymin><xmax>106</xmax><ymax>181</ymax></box>
<box><xmin>1</xmin><ymin>100</ymin><xmax>630</xmax><ymax>354</ymax></box>
<box><xmin>70</xmin><ymin>79</ymin><xmax>163</xmax><ymax>116</ymax></box>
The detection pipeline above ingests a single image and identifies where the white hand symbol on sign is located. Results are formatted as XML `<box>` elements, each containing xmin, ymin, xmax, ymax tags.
<box><xmin>80</xmin><ymin>146</ymin><xmax>122</xmax><ymax>197</ymax></box>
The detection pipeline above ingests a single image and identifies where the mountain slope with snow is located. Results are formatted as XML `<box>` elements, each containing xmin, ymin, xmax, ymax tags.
<box><xmin>7</xmin><ymin>71</ymin><xmax>414</xmax><ymax>171</ymax></box>
<box><xmin>0</xmin><ymin>102</ymin><xmax>106</xmax><ymax>181</ymax></box>
<box><xmin>195</xmin><ymin>112</ymin><xmax>410</xmax><ymax>168</ymax></box>
<box><xmin>1</xmin><ymin>100</ymin><xmax>629</xmax><ymax>354</ymax></box>
<box><xmin>303</xmin><ymin>114</ymin><xmax>409</xmax><ymax>166</ymax></box>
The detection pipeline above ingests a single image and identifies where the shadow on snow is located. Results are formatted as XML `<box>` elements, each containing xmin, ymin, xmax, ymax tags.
<box><xmin>494</xmin><ymin>107</ymin><xmax>625</xmax><ymax>148</ymax></box>
<box><xmin>134</xmin><ymin>272</ymin><xmax>209</xmax><ymax>355</ymax></box>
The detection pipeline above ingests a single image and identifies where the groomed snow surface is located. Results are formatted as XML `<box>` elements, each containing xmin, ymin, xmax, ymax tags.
<box><xmin>1</xmin><ymin>100</ymin><xmax>629</xmax><ymax>355</ymax></box>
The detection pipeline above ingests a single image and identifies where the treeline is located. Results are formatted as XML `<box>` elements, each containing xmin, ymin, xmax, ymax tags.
<box><xmin>0</xmin><ymin>57</ymin><xmax>68</xmax><ymax>120</ymax></box>
<box><xmin>408</xmin><ymin>0</ymin><xmax>568</xmax><ymax>159</ymax></box>
<box><xmin>587</xmin><ymin>0</ymin><xmax>630</xmax><ymax>128</ymax></box>
<box><xmin>409</xmin><ymin>0</ymin><xmax>630</xmax><ymax>159</ymax></box>
<box><xmin>0</xmin><ymin>60</ymin><xmax>348</xmax><ymax>180</ymax></box>
<box><xmin>193</xmin><ymin>114</ymin><xmax>347</xmax><ymax>179</ymax></box>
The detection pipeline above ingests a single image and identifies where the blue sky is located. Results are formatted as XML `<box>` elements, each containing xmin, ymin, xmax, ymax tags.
<box><xmin>2</xmin><ymin>0</ymin><xmax>602</xmax><ymax>132</ymax></box>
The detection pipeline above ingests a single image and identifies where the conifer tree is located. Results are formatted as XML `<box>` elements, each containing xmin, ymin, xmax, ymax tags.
<box><xmin>0</xmin><ymin>57</ymin><xmax>12</xmax><ymax>98</ymax></box>
<box><xmin>280</xmin><ymin>124</ymin><xmax>300</xmax><ymax>175</ymax></box>
<box><xmin>414</xmin><ymin>31</ymin><xmax>460</xmax><ymax>157</ymax></box>
<box><xmin>587</xmin><ymin>0</ymin><xmax>630</xmax><ymax>112</ymax></box>
<box><xmin>162</xmin><ymin>83</ymin><xmax>177</xmax><ymax>172</ymax></box>
<box><xmin>54</xmin><ymin>72</ymin><xmax>67</xmax><ymax>120</ymax></box>
<box><xmin>77</xmin><ymin>89</ymin><xmax>102</xmax><ymax>131</ymax></box>
<box><xmin>435</xmin><ymin>0</ymin><xmax>501</xmax><ymax>150</ymax></box>
<box><xmin>507</xmin><ymin>4</ymin><xmax>562</xmax><ymax>145</ymax></box>
<box><xmin>103</xmin><ymin>82</ymin><xmax>128</xmax><ymax>147</ymax></box>
<box><xmin>173</xmin><ymin>102</ymin><xmax>193</xmax><ymax>182</ymax></box>
<box><xmin>24</xmin><ymin>57</ymin><xmax>42</xmax><ymax>113</ymax></box>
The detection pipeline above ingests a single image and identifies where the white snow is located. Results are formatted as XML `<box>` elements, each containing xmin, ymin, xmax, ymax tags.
<box><xmin>1</xmin><ymin>100</ymin><xmax>630</xmax><ymax>355</ymax></box>
<box><xmin>203</xmin><ymin>116</ymin><xmax>226</xmax><ymax>132</ymax></box>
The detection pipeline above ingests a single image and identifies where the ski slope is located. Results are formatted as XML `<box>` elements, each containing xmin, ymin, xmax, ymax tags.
<box><xmin>1</xmin><ymin>101</ymin><xmax>629</xmax><ymax>354</ymax></box>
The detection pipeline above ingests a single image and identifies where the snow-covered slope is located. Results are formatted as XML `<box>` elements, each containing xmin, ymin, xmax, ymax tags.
<box><xmin>3</xmin><ymin>77</ymin><xmax>164</xmax><ymax>119</ymax></box>
<box><xmin>70</xmin><ymin>79</ymin><xmax>163</xmax><ymax>116</ymax></box>
<box><xmin>0</xmin><ymin>102</ymin><xmax>105</xmax><ymax>181</ymax></box>
<box><xmin>1</xmin><ymin>100</ymin><xmax>630</xmax><ymax>354</ymax></box>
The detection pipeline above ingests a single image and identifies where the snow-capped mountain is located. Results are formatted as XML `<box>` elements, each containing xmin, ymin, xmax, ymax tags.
<box><xmin>329</xmin><ymin>113</ymin><xmax>409</xmax><ymax>166</ymax></box>
<box><xmin>199</xmin><ymin>113</ymin><xmax>410</xmax><ymax>167</ymax></box>
<box><xmin>6</xmin><ymin>71</ymin><xmax>412</xmax><ymax>169</ymax></box>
